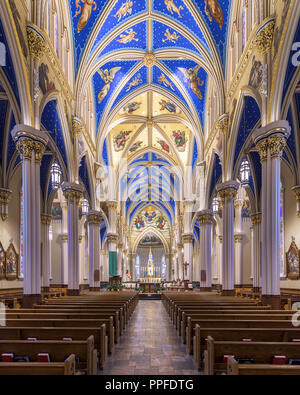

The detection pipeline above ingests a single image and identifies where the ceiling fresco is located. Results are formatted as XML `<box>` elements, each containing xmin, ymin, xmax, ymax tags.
<box><xmin>66</xmin><ymin>0</ymin><xmax>233</xmax><ymax>230</ymax></box>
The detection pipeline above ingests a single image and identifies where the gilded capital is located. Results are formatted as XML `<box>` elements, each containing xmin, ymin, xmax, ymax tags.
<box><xmin>0</xmin><ymin>189</ymin><xmax>12</xmax><ymax>205</ymax></box>
<box><xmin>234</xmin><ymin>234</ymin><xmax>244</xmax><ymax>243</ymax></box>
<box><xmin>197</xmin><ymin>210</ymin><xmax>214</xmax><ymax>225</ymax></box>
<box><xmin>234</xmin><ymin>199</ymin><xmax>244</xmax><ymax>209</ymax></box>
<box><xmin>107</xmin><ymin>201</ymin><xmax>118</xmax><ymax>211</ymax></box>
<box><xmin>256</xmin><ymin>139</ymin><xmax>269</xmax><ymax>162</ymax></box>
<box><xmin>72</xmin><ymin>118</ymin><xmax>85</xmax><ymax>139</ymax></box>
<box><xmin>292</xmin><ymin>186</ymin><xmax>300</xmax><ymax>201</ymax></box>
<box><xmin>216</xmin><ymin>114</ymin><xmax>229</xmax><ymax>135</ymax></box>
<box><xmin>251</xmin><ymin>213</ymin><xmax>262</xmax><ymax>226</ymax></box>
<box><xmin>41</xmin><ymin>214</ymin><xmax>52</xmax><ymax>226</ymax></box>
<box><xmin>87</xmin><ymin>211</ymin><xmax>102</xmax><ymax>226</ymax></box>
<box><xmin>62</xmin><ymin>182</ymin><xmax>84</xmax><ymax>206</ymax></box>
<box><xmin>268</xmin><ymin>135</ymin><xmax>287</xmax><ymax>158</ymax></box>
<box><xmin>182</xmin><ymin>233</ymin><xmax>194</xmax><ymax>244</ymax></box>
<box><xmin>254</xmin><ymin>19</ymin><xmax>275</xmax><ymax>55</ymax></box>
<box><xmin>26</xmin><ymin>26</ymin><xmax>46</xmax><ymax>61</ymax></box>
<box><xmin>16</xmin><ymin>138</ymin><xmax>34</xmax><ymax>160</ymax></box>
<box><xmin>107</xmin><ymin>234</ymin><xmax>118</xmax><ymax>244</ymax></box>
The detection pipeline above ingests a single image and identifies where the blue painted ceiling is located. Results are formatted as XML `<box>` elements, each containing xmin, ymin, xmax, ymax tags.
<box><xmin>68</xmin><ymin>0</ymin><xmax>232</xmax><ymax>133</ymax></box>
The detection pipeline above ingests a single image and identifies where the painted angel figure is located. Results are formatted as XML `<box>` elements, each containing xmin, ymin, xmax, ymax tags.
<box><xmin>75</xmin><ymin>0</ymin><xmax>97</xmax><ymax>33</ymax></box>
<box><xmin>97</xmin><ymin>67</ymin><xmax>121</xmax><ymax>104</ymax></box>
<box><xmin>178</xmin><ymin>65</ymin><xmax>204</xmax><ymax>100</ymax></box>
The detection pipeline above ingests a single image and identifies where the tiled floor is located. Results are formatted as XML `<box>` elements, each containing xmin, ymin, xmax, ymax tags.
<box><xmin>102</xmin><ymin>300</ymin><xmax>201</xmax><ymax>375</ymax></box>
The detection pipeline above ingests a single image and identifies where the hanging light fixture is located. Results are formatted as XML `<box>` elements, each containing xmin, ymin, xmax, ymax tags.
<box><xmin>81</xmin><ymin>198</ymin><xmax>89</xmax><ymax>215</ymax></box>
<box><xmin>50</xmin><ymin>101</ymin><xmax>62</xmax><ymax>190</ymax></box>
<box><xmin>239</xmin><ymin>159</ymin><xmax>250</xmax><ymax>186</ymax></box>
<box><xmin>212</xmin><ymin>197</ymin><xmax>220</xmax><ymax>215</ymax></box>
<box><xmin>50</xmin><ymin>160</ymin><xmax>62</xmax><ymax>189</ymax></box>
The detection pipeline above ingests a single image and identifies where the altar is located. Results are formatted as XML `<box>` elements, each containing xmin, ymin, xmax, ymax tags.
<box><xmin>138</xmin><ymin>248</ymin><xmax>162</xmax><ymax>293</ymax></box>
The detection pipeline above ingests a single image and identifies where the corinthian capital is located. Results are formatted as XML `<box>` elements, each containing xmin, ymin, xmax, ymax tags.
<box><xmin>72</xmin><ymin>117</ymin><xmax>85</xmax><ymax>139</ymax></box>
<box><xmin>216</xmin><ymin>114</ymin><xmax>229</xmax><ymax>135</ymax></box>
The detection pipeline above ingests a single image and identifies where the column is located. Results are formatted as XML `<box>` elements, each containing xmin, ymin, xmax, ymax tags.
<box><xmin>182</xmin><ymin>234</ymin><xmax>194</xmax><ymax>282</ymax></box>
<box><xmin>173</xmin><ymin>250</ymin><xmax>178</xmax><ymax>281</ymax></box>
<box><xmin>41</xmin><ymin>214</ymin><xmax>52</xmax><ymax>292</ymax></box>
<box><xmin>198</xmin><ymin>210</ymin><xmax>214</xmax><ymax>292</ymax></box>
<box><xmin>61</xmin><ymin>200</ymin><xmax>68</xmax><ymax>286</ymax></box>
<box><xmin>117</xmin><ymin>242</ymin><xmax>123</xmax><ymax>277</ymax></box>
<box><xmin>234</xmin><ymin>199</ymin><xmax>244</xmax><ymax>288</ymax></box>
<box><xmin>253</xmin><ymin>120</ymin><xmax>290</xmax><ymax>308</ymax></box>
<box><xmin>165</xmin><ymin>253</ymin><xmax>172</xmax><ymax>281</ymax></box>
<box><xmin>132</xmin><ymin>253</ymin><xmax>137</xmax><ymax>282</ymax></box>
<box><xmin>107</xmin><ymin>234</ymin><xmax>118</xmax><ymax>278</ymax></box>
<box><xmin>87</xmin><ymin>211</ymin><xmax>102</xmax><ymax>291</ymax></box>
<box><xmin>218</xmin><ymin>236</ymin><xmax>223</xmax><ymax>288</ymax></box>
<box><xmin>177</xmin><ymin>244</ymin><xmax>183</xmax><ymax>280</ymax></box>
<box><xmin>217</xmin><ymin>181</ymin><xmax>240</xmax><ymax>296</ymax></box>
<box><xmin>12</xmin><ymin>125</ymin><xmax>48</xmax><ymax>307</ymax></box>
<box><xmin>62</xmin><ymin>182</ymin><xmax>84</xmax><ymax>296</ymax></box>
<box><xmin>251</xmin><ymin>213</ymin><xmax>262</xmax><ymax>293</ymax></box>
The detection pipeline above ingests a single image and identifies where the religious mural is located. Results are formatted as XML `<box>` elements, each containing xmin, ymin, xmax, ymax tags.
<box><xmin>97</xmin><ymin>67</ymin><xmax>121</xmax><ymax>104</ymax></box>
<box><xmin>172</xmin><ymin>130</ymin><xmax>187</xmax><ymax>152</ymax></box>
<box><xmin>5</xmin><ymin>242</ymin><xmax>18</xmax><ymax>280</ymax></box>
<box><xmin>117</xmin><ymin>29</ymin><xmax>139</xmax><ymax>44</ymax></box>
<box><xmin>164</xmin><ymin>0</ymin><xmax>184</xmax><ymax>18</ymax></box>
<box><xmin>74</xmin><ymin>0</ymin><xmax>97</xmax><ymax>33</ymax></box>
<box><xmin>135</xmin><ymin>215</ymin><xmax>145</xmax><ymax>230</ymax></box>
<box><xmin>163</xmin><ymin>29</ymin><xmax>180</xmax><ymax>43</ymax></box>
<box><xmin>114</xmin><ymin>0</ymin><xmax>134</xmax><ymax>22</ymax></box>
<box><xmin>126</xmin><ymin>74</ymin><xmax>142</xmax><ymax>92</ymax></box>
<box><xmin>159</xmin><ymin>99</ymin><xmax>181</xmax><ymax>114</ymax></box>
<box><xmin>120</xmin><ymin>101</ymin><xmax>141</xmax><ymax>114</ymax></box>
<box><xmin>179</xmin><ymin>65</ymin><xmax>204</xmax><ymax>100</ymax></box>
<box><xmin>158</xmin><ymin>73</ymin><xmax>175</xmax><ymax>91</ymax></box>
<box><xmin>39</xmin><ymin>63</ymin><xmax>56</xmax><ymax>95</ymax></box>
<box><xmin>204</xmin><ymin>0</ymin><xmax>224</xmax><ymax>29</ymax></box>
<box><xmin>129</xmin><ymin>141</ymin><xmax>143</xmax><ymax>153</ymax></box>
<box><xmin>113</xmin><ymin>130</ymin><xmax>132</xmax><ymax>152</ymax></box>
<box><xmin>144</xmin><ymin>206</ymin><xmax>157</xmax><ymax>223</ymax></box>
<box><xmin>248</xmin><ymin>56</ymin><xmax>263</xmax><ymax>90</ymax></box>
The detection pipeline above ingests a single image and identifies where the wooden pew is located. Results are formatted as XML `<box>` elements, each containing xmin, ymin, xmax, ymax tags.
<box><xmin>227</xmin><ymin>355</ymin><xmax>300</xmax><ymax>375</ymax></box>
<box><xmin>186</xmin><ymin>318</ymin><xmax>297</xmax><ymax>355</ymax></box>
<box><xmin>4</xmin><ymin>318</ymin><xmax>115</xmax><ymax>354</ymax></box>
<box><xmin>5</xmin><ymin>310</ymin><xmax>121</xmax><ymax>344</ymax></box>
<box><xmin>39</xmin><ymin>302</ymin><xmax>126</xmax><ymax>329</ymax></box>
<box><xmin>0</xmin><ymin>325</ymin><xmax>107</xmax><ymax>369</ymax></box>
<box><xmin>193</xmin><ymin>325</ymin><xmax>300</xmax><ymax>369</ymax></box>
<box><xmin>176</xmin><ymin>307</ymin><xmax>279</xmax><ymax>334</ymax></box>
<box><xmin>0</xmin><ymin>354</ymin><xmax>76</xmax><ymax>375</ymax></box>
<box><xmin>0</xmin><ymin>336</ymin><xmax>97</xmax><ymax>375</ymax></box>
<box><xmin>205</xmin><ymin>336</ymin><xmax>300</xmax><ymax>375</ymax></box>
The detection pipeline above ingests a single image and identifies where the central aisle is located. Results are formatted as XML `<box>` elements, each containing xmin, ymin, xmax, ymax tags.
<box><xmin>102</xmin><ymin>300</ymin><xmax>201</xmax><ymax>375</ymax></box>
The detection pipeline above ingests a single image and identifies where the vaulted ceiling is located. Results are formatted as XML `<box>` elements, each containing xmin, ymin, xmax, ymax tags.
<box><xmin>68</xmin><ymin>0</ymin><xmax>233</xmax><ymax>229</ymax></box>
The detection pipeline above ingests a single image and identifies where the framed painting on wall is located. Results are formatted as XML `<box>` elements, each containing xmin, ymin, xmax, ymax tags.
<box><xmin>286</xmin><ymin>241</ymin><xmax>300</xmax><ymax>280</ymax></box>
<box><xmin>5</xmin><ymin>242</ymin><xmax>19</xmax><ymax>280</ymax></box>
<box><xmin>0</xmin><ymin>242</ymin><xmax>5</xmax><ymax>280</ymax></box>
